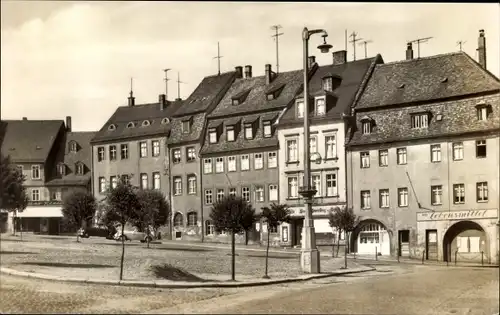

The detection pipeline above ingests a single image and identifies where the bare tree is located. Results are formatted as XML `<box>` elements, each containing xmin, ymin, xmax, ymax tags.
<box><xmin>329</xmin><ymin>207</ymin><xmax>359</xmax><ymax>268</ymax></box>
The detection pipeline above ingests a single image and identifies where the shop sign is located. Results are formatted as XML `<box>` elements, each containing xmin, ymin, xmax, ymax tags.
<box><xmin>291</xmin><ymin>206</ymin><xmax>344</xmax><ymax>216</ymax></box>
<box><xmin>417</xmin><ymin>209</ymin><xmax>498</xmax><ymax>222</ymax></box>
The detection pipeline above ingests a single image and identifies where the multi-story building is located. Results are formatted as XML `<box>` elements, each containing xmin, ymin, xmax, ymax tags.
<box><xmin>200</xmin><ymin>64</ymin><xmax>303</xmax><ymax>245</ymax></box>
<box><xmin>167</xmin><ymin>71</ymin><xmax>236</xmax><ymax>241</ymax></box>
<box><xmin>90</xmin><ymin>92</ymin><xmax>182</xmax><ymax>237</ymax></box>
<box><xmin>277</xmin><ymin>52</ymin><xmax>383</xmax><ymax>248</ymax></box>
<box><xmin>1</xmin><ymin>116</ymin><xmax>95</xmax><ymax>234</ymax></box>
<box><xmin>346</xmin><ymin>30</ymin><xmax>500</xmax><ymax>264</ymax></box>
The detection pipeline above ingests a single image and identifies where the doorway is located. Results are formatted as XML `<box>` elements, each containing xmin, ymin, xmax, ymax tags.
<box><xmin>442</xmin><ymin>221</ymin><xmax>487</xmax><ymax>263</ymax></box>
<box><xmin>426</xmin><ymin>229</ymin><xmax>438</xmax><ymax>260</ymax></box>
<box><xmin>398</xmin><ymin>230</ymin><xmax>410</xmax><ymax>257</ymax></box>
<box><xmin>292</xmin><ymin>219</ymin><xmax>304</xmax><ymax>247</ymax></box>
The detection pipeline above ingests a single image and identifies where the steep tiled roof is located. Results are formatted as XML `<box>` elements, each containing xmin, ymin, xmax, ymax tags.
<box><xmin>91</xmin><ymin>100</ymin><xmax>182</xmax><ymax>144</ymax></box>
<box><xmin>46</xmin><ymin>131</ymin><xmax>96</xmax><ymax>186</ymax></box>
<box><xmin>173</xmin><ymin>71</ymin><xmax>236</xmax><ymax>117</ymax></box>
<box><xmin>200</xmin><ymin>109</ymin><xmax>283</xmax><ymax>155</ymax></box>
<box><xmin>1</xmin><ymin>120</ymin><xmax>64</xmax><ymax>163</ymax></box>
<box><xmin>209</xmin><ymin>69</ymin><xmax>303</xmax><ymax>118</ymax></box>
<box><xmin>167</xmin><ymin>113</ymin><xmax>207</xmax><ymax>145</ymax></box>
<box><xmin>355</xmin><ymin>52</ymin><xmax>500</xmax><ymax>110</ymax></box>
<box><xmin>278</xmin><ymin>57</ymin><xmax>380</xmax><ymax>126</ymax></box>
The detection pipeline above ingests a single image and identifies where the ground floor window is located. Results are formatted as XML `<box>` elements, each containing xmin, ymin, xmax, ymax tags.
<box><xmin>205</xmin><ymin>220</ymin><xmax>214</xmax><ymax>235</ymax></box>
<box><xmin>457</xmin><ymin>236</ymin><xmax>481</xmax><ymax>253</ymax></box>
<box><xmin>360</xmin><ymin>232</ymin><xmax>379</xmax><ymax>244</ymax></box>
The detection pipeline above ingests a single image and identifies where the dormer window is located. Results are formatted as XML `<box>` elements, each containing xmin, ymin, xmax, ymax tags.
<box><xmin>263</xmin><ymin>121</ymin><xmax>272</xmax><ymax>138</ymax></box>
<box><xmin>108</xmin><ymin>124</ymin><xmax>116</xmax><ymax>131</ymax></box>
<box><xmin>161</xmin><ymin>117</ymin><xmax>170</xmax><ymax>125</ymax></box>
<box><xmin>231</xmin><ymin>89</ymin><xmax>251</xmax><ymax>106</ymax></box>
<box><xmin>232</xmin><ymin>99</ymin><xmax>240</xmax><ymax>106</ymax></box>
<box><xmin>315</xmin><ymin>97</ymin><xmax>326</xmax><ymax>116</ymax></box>
<box><xmin>75</xmin><ymin>162</ymin><xmax>84</xmax><ymax>175</ymax></box>
<box><xmin>226</xmin><ymin>126</ymin><xmax>235</xmax><ymax>142</ymax></box>
<box><xmin>323</xmin><ymin>77</ymin><xmax>333</xmax><ymax>92</ymax></box>
<box><xmin>297</xmin><ymin>100</ymin><xmax>304</xmax><ymax>119</ymax></box>
<box><xmin>244</xmin><ymin>123</ymin><xmax>253</xmax><ymax>139</ymax></box>
<box><xmin>69</xmin><ymin>141</ymin><xmax>78</xmax><ymax>152</ymax></box>
<box><xmin>127</xmin><ymin>122</ymin><xmax>136</xmax><ymax>128</ymax></box>
<box><xmin>360</xmin><ymin>116</ymin><xmax>373</xmax><ymax>135</ymax></box>
<box><xmin>57</xmin><ymin>163</ymin><xmax>66</xmax><ymax>176</ymax></box>
<box><xmin>208</xmin><ymin>128</ymin><xmax>218</xmax><ymax>144</ymax></box>
<box><xmin>476</xmin><ymin>102</ymin><xmax>491</xmax><ymax>121</ymax></box>
<box><xmin>182</xmin><ymin>117</ymin><xmax>191</xmax><ymax>134</ymax></box>
<box><xmin>411</xmin><ymin>112</ymin><xmax>429</xmax><ymax>129</ymax></box>
<box><xmin>142</xmin><ymin>120</ymin><xmax>151</xmax><ymax>127</ymax></box>
<box><xmin>265</xmin><ymin>84</ymin><xmax>285</xmax><ymax>101</ymax></box>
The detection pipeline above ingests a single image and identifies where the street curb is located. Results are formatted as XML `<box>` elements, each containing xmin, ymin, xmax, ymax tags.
<box><xmin>350</xmin><ymin>257</ymin><xmax>500</xmax><ymax>269</ymax></box>
<box><xmin>0</xmin><ymin>266</ymin><xmax>375</xmax><ymax>289</ymax></box>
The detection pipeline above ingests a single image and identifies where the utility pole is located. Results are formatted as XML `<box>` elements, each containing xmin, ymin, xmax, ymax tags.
<box><xmin>213</xmin><ymin>42</ymin><xmax>223</xmax><ymax>75</ymax></box>
<box><xmin>163</xmin><ymin>69</ymin><xmax>171</xmax><ymax>100</ymax></box>
<box><xmin>176</xmin><ymin>72</ymin><xmax>185</xmax><ymax>100</ymax></box>
<box><xmin>349</xmin><ymin>31</ymin><xmax>363</xmax><ymax>61</ymax></box>
<box><xmin>358</xmin><ymin>39</ymin><xmax>373</xmax><ymax>59</ymax></box>
<box><xmin>456</xmin><ymin>40</ymin><xmax>466</xmax><ymax>51</ymax></box>
<box><xmin>271</xmin><ymin>25</ymin><xmax>284</xmax><ymax>73</ymax></box>
<box><xmin>408</xmin><ymin>37</ymin><xmax>433</xmax><ymax>58</ymax></box>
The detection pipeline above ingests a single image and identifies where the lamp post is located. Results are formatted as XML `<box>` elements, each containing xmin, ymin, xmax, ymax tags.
<box><xmin>299</xmin><ymin>27</ymin><xmax>332</xmax><ymax>274</ymax></box>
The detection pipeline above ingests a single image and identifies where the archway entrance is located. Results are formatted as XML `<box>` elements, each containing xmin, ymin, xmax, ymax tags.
<box><xmin>351</xmin><ymin>220</ymin><xmax>390</xmax><ymax>256</ymax></box>
<box><xmin>442</xmin><ymin>221</ymin><xmax>487</xmax><ymax>263</ymax></box>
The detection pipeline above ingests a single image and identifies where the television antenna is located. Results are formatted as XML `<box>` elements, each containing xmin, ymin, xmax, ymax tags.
<box><xmin>163</xmin><ymin>69</ymin><xmax>171</xmax><ymax>100</ymax></box>
<box><xmin>271</xmin><ymin>25</ymin><xmax>284</xmax><ymax>73</ymax></box>
<box><xmin>176</xmin><ymin>72</ymin><xmax>186</xmax><ymax>100</ymax></box>
<box><xmin>456</xmin><ymin>40</ymin><xmax>466</xmax><ymax>51</ymax></box>
<box><xmin>213</xmin><ymin>42</ymin><xmax>223</xmax><ymax>75</ymax></box>
<box><xmin>358</xmin><ymin>39</ymin><xmax>373</xmax><ymax>59</ymax></box>
<box><xmin>349</xmin><ymin>31</ymin><xmax>363</xmax><ymax>61</ymax></box>
<box><xmin>408</xmin><ymin>37</ymin><xmax>433</xmax><ymax>58</ymax></box>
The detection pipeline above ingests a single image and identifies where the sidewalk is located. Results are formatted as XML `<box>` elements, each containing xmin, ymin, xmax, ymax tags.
<box><xmin>347</xmin><ymin>253</ymin><xmax>499</xmax><ymax>268</ymax></box>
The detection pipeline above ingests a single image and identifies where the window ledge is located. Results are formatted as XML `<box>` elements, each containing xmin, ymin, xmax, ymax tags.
<box><xmin>431</xmin><ymin>203</ymin><xmax>442</xmax><ymax>206</ymax></box>
<box><xmin>379</xmin><ymin>164</ymin><xmax>388</xmax><ymax>167</ymax></box>
<box><xmin>361</xmin><ymin>208</ymin><xmax>371</xmax><ymax>211</ymax></box>
<box><xmin>324</xmin><ymin>157</ymin><xmax>339</xmax><ymax>162</ymax></box>
<box><xmin>477</xmin><ymin>200</ymin><xmax>489</xmax><ymax>203</ymax></box>
<box><xmin>397</xmin><ymin>163</ymin><xmax>407</xmax><ymax>165</ymax></box>
<box><xmin>286</xmin><ymin>197</ymin><xmax>300</xmax><ymax>201</ymax></box>
<box><xmin>476</xmin><ymin>156</ymin><xmax>487</xmax><ymax>159</ymax></box>
<box><xmin>286</xmin><ymin>161</ymin><xmax>300</xmax><ymax>166</ymax></box>
<box><xmin>431</xmin><ymin>160</ymin><xmax>441</xmax><ymax>163</ymax></box>
<box><xmin>186</xmin><ymin>160</ymin><xmax>196</xmax><ymax>163</ymax></box>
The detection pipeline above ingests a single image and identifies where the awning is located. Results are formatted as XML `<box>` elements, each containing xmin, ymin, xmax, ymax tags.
<box><xmin>15</xmin><ymin>206</ymin><xmax>63</xmax><ymax>218</ymax></box>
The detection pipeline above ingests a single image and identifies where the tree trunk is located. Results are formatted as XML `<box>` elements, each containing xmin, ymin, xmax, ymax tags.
<box><xmin>264</xmin><ymin>230</ymin><xmax>271</xmax><ymax>279</ymax></box>
<box><xmin>245</xmin><ymin>230</ymin><xmax>248</xmax><ymax>246</ymax></box>
<box><xmin>231</xmin><ymin>231</ymin><xmax>236</xmax><ymax>281</ymax></box>
<box><xmin>331</xmin><ymin>233</ymin><xmax>336</xmax><ymax>257</ymax></box>
<box><xmin>119</xmin><ymin>224</ymin><xmax>125</xmax><ymax>281</ymax></box>
<box><xmin>336</xmin><ymin>229</ymin><xmax>342</xmax><ymax>258</ymax></box>
<box><xmin>12</xmin><ymin>213</ymin><xmax>17</xmax><ymax>236</ymax></box>
<box><xmin>344</xmin><ymin>237</ymin><xmax>348</xmax><ymax>269</ymax></box>
<box><xmin>146</xmin><ymin>226</ymin><xmax>150</xmax><ymax>248</ymax></box>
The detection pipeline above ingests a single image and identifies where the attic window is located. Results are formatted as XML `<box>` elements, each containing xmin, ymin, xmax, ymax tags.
<box><xmin>189</xmin><ymin>99</ymin><xmax>197</xmax><ymax>104</ymax></box>
<box><xmin>231</xmin><ymin>90</ymin><xmax>251</xmax><ymax>106</ymax></box>
<box><xmin>226</xmin><ymin>126</ymin><xmax>235</xmax><ymax>142</ymax></box>
<box><xmin>75</xmin><ymin>162</ymin><xmax>84</xmax><ymax>175</ymax></box>
<box><xmin>266</xmin><ymin>85</ymin><xmax>284</xmax><ymax>101</ymax></box>
<box><xmin>360</xmin><ymin>116</ymin><xmax>373</xmax><ymax>135</ymax></box>
<box><xmin>441</xmin><ymin>77</ymin><xmax>448</xmax><ymax>83</ymax></box>
<box><xmin>69</xmin><ymin>141</ymin><xmax>78</xmax><ymax>152</ymax></box>
<box><xmin>108</xmin><ymin>124</ymin><xmax>116</xmax><ymax>131</ymax></box>
<box><xmin>208</xmin><ymin>128</ymin><xmax>218</xmax><ymax>144</ymax></box>
<box><xmin>323</xmin><ymin>77</ymin><xmax>333</xmax><ymax>92</ymax></box>
<box><xmin>476</xmin><ymin>102</ymin><xmax>491</xmax><ymax>121</ymax></box>
<box><xmin>182</xmin><ymin>120</ymin><xmax>191</xmax><ymax>134</ymax></box>
<box><xmin>142</xmin><ymin>120</ymin><xmax>151</xmax><ymax>126</ymax></box>
<box><xmin>57</xmin><ymin>163</ymin><xmax>66</xmax><ymax>176</ymax></box>
<box><xmin>244</xmin><ymin>123</ymin><xmax>253</xmax><ymax>140</ymax></box>
<box><xmin>297</xmin><ymin>100</ymin><xmax>304</xmax><ymax>119</ymax></box>
<box><xmin>315</xmin><ymin>97</ymin><xmax>326</xmax><ymax>116</ymax></box>
<box><xmin>127</xmin><ymin>122</ymin><xmax>136</xmax><ymax>128</ymax></box>
<box><xmin>436</xmin><ymin>114</ymin><xmax>443</xmax><ymax>121</ymax></box>
<box><xmin>398</xmin><ymin>84</ymin><xmax>405</xmax><ymax>89</ymax></box>
<box><xmin>411</xmin><ymin>112</ymin><xmax>429</xmax><ymax>129</ymax></box>
<box><xmin>263</xmin><ymin>121</ymin><xmax>272</xmax><ymax>138</ymax></box>
<box><xmin>161</xmin><ymin>117</ymin><xmax>170</xmax><ymax>125</ymax></box>
<box><xmin>35</xmin><ymin>146</ymin><xmax>42</xmax><ymax>150</ymax></box>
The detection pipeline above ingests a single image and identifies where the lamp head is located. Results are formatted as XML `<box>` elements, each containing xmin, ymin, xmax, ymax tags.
<box><xmin>317</xmin><ymin>35</ymin><xmax>332</xmax><ymax>53</ymax></box>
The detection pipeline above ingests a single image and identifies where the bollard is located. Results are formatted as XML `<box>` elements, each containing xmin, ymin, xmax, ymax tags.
<box><xmin>481</xmin><ymin>251</ymin><xmax>484</xmax><ymax>266</ymax></box>
<box><xmin>397</xmin><ymin>249</ymin><xmax>400</xmax><ymax>263</ymax></box>
<box><xmin>354</xmin><ymin>251</ymin><xmax>356</xmax><ymax>260</ymax></box>
<box><xmin>455</xmin><ymin>250</ymin><xmax>458</xmax><ymax>266</ymax></box>
<box><xmin>422</xmin><ymin>251</ymin><xmax>425</xmax><ymax>264</ymax></box>
<box><xmin>375</xmin><ymin>247</ymin><xmax>378</xmax><ymax>261</ymax></box>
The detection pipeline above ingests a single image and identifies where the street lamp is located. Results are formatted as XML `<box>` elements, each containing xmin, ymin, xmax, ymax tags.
<box><xmin>299</xmin><ymin>27</ymin><xmax>332</xmax><ymax>274</ymax></box>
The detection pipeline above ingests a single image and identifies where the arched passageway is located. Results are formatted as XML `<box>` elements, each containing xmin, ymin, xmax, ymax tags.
<box><xmin>442</xmin><ymin>221</ymin><xmax>487</xmax><ymax>263</ymax></box>
<box><xmin>350</xmin><ymin>220</ymin><xmax>391</xmax><ymax>256</ymax></box>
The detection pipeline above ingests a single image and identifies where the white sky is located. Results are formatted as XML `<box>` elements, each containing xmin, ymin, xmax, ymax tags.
<box><xmin>1</xmin><ymin>2</ymin><xmax>499</xmax><ymax>131</ymax></box>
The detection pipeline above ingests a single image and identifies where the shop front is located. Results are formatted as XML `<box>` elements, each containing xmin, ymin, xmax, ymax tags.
<box><xmin>8</xmin><ymin>206</ymin><xmax>64</xmax><ymax>235</ymax></box>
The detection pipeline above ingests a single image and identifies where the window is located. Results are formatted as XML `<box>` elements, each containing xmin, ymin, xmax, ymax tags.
<box><xmin>229</xmin><ymin>188</ymin><xmax>237</xmax><ymax>197</ymax></box>
<box><xmin>362</xmin><ymin>122</ymin><xmax>371</xmax><ymax>134</ymax></box>
<box><xmin>254</xmin><ymin>186</ymin><xmax>264</xmax><ymax>202</ymax></box>
<box><xmin>153</xmin><ymin>172</ymin><xmax>161</xmax><ymax>190</ymax></box>
<box><xmin>50</xmin><ymin>190</ymin><xmax>61</xmax><ymax>201</ymax></box>
<box><xmin>58</xmin><ymin>163</ymin><xmax>65</xmax><ymax>176</ymax></box>
<box><xmin>227</xmin><ymin>127</ymin><xmax>235</xmax><ymax>141</ymax></box>
<box><xmin>97</xmin><ymin>147</ymin><xmax>105</xmax><ymax>162</ymax></box>
<box><xmin>172</xmin><ymin>149</ymin><xmax>181</xmax><ymax>163</ymax></box>
<box><xmin>228</xmin><ymin>156</ymin><xmax>236</xmax><ymax>172</ymax></box>
<box><xmin>215</xmin><ymin>157</ymin><xmax>224</xmax><ymax>173</ymax></box>
<box><xmin>286</xmin><ymin>139</ymin><xmax>298</xmax><ymax>162</ymax></box>
<box><xmin>31</xmin><ymin>189</ymin><xmax>40</xmax><ymax>201</ymax></box>
<box><xmin>398</xmin><ymin>188</ymin><xmax>408</xmax><ymax>207</ymax></box>
<box><xmin>209</xmin><ymin>129</ymin><xmax>217</xmax><ymax>144</ymax></box>
<box><xmin>109</xmin><ymin>145</ymin><xmax>117</xmax><ymax>161</ymax></box>
<box><xmin>476</xmin><ymin>140</ymin><xmax>486</xmax><ymax>158</ymax></box>
<box><xmin>17</xmin><ymin>165</ymin><xmax>23</xmax><ymax>174</ymax></box>
<box><xmin>316</xmin><ymin>98</ymin><xmax>326</xmax><ymax>116</ymax></box>
<box><xmin>186</xmin><ymin>147</ymin><xmax>196</xmax><ymax>162</ymax></box>
<box><xmin>411</xmin><ymin>113</ymin><xmax>429</xmax><ymax>129</ymax></box>
<box><xmin>361</xmin><ymin>190</ymin><xmax>371</xmax><ymax>209</ymax></box>
<box><xmin>477</xmin><ymin>182</ymin><xmax>488</xmax><ymax>202</ymax></box>
<box><xmin>142</xmin><ymin>120</ymin><xmax>151</xmax><ymax>127</ymax></box>
<box><xmin>268</xmin><ymin>224</ymin><xmax>278</xmax><ymax>234</ymax></box>
<box><xmin>121</xmin><ymin>144</ymin><xmax>129</xmax><ymax>159</ymax></box>
<box><xmin>244</xmin><ymin>124</ymin><xmax>253</xmax><ymax>139</ymax></box>
<box><xmin>203</xmin><ymin>158</ymin><xmax>213</xmax><ymax>174</ymax></box>
<box><xmin>453</xmin><ymin>142</ymin><xmax>464</xmax><ymax>160</ymax></box>
<box><xmin>268</xmin><ymin>152</ymin><xmax>277</xmax><ymax>168</ymax></box>
<box><xmin>121</xmin><ymin>174</ymin><xmax>130</xmax><ymax>185</ymax></box>
<box><xmin>430</xmin><ymin>144</ymin><xmax>441</xmax><ymax>162</ymax></box>
<box><xmin>241</xmin><ymin>155</ymin><xmax>249</xmax><ymax>171</ymax></box>
<box><xmin>288</xmin><ymin>177</ymin><xmax>298</xmax><ymax>198</ymax></box>
<box><xmin>309</xmin><ymin>137</ymin><xmax>317</xmax><ymax>153</ymax></box>
<box><xmin>254</xmin><ymin>153</ymin><xmax>263</xmax><ymax>169</ymax></box>
<box><xmin>205</xmin><ymin>220</ymin><xmax>214</xmax><ymax>235</ymax></box>
<box><xmin>205</xmin><ymin>189</ymin><xmax>213</xmax><ymax>204</ymax></box>
<box><xmin>312</xmin><ymin>175</ymin><xmax>321</xmax><ymax>196</ymax></box>
<box><xmin>360</xmin><ymin>152</ymin><xmax>370</xmax><ymax>168</ymax></box>
<box><xmin>431</xmin><ymin>185</ymin><xmax>442</xmax><ymax>205</ymax></box>
<box><xmin>326</xmin><ymin>174</ymin><xmax>337</xmax><ymax>196</ymax></box>
<box><xmin>99</xmin><ymin>177</ymin><xmax>106</xmax><ymax>193</ymax></box>
<box><xmin>242</xmin><ymin>187</ymin><xmax>250</xmax><ymax>201</ymax></box>
<box><xmin>75</xmin><ymin>163</ymin><xmax>84</xmax><ymax>175</ymax></box>
<box><xmin>263</xmin><ymin>122</ymin><xmax>272</xmax><ymax>137</ymax></box>
<box><xmin>297</xmin><ymin>101</ymin><xmax>304</xmax><ymax>119</ymax></box>
<box><xmin>69</xmin><ymin>141</ymin><xmax>77</xmax><ymax>152</ymax></box>
<box><xmin>109</xmin><ymin>176</ymin><xmax>117</xmax><ymax>189</ymax></box>
<box><xmin>379</xmin><ymin>150</ymin><xmax>388</xmax><ymax>167</ymax></box>
<box><xmin>187</xmin><ymin>212</ymin><xmax>197</xmax><ymax>227</ymax></box>
<box><xmin>139</xmin><ymin>142</ymin><xmax>147</xmax><ymax>158</ymax></box>
<box><xmin>397</xmin><ymin>148</ymin><xmax>407</xmax><ymax>165</ymax></box>
<box><xmin>477</xmin><ymin>107</ymin><xmax>488</xmax><ymax>121</ymax></box>
<box><xmin>217</xmin><ymin>189</ymin><xmax>225</xmax><ymax>202</ymax></box>
<box><xmin>31</xmin><ymin>165</ymin><xmax>40</xmax><ymax>179</ymax></box>
<box><xmin>323</xmin><ymin>77</ymin><xmax>333</xmax><ymax>91</ymax></box>
<box><xmin>173</xmin><ymin>213</ymin><xmax>183</xmax><ymax>227</ymax></box>
<box><xmin>152</xmin><ymin>140</ymin><xmax>160</xmax><ymax>157</ymax></box>
<box><xmin>187</xmin><ymin>175</ymin><xmax>196</xmax><ymax>194</ymax></box>
<box><xmin>174</xmin><ymin>177</ymin><xmax>182</xmax><ymax>195</ymax></box>
<box><xmin>182</xmin><ymin>120</ymin><xmax>190</xmax><ymax>133</ymax></box>
<box><xmin>453</xmin><ymin>184</ymin><xmax>465</xmax><ymax>204</ymax></box>
<box><xmin>379</xmin><ymin>189</ymin><xmax>390</xmax><ymax>208</ymax></box>
<box><xmin>267</xmin><ymin>185</ymin><xmax>277</xmax><ymax>201</ymax></box>
<box><xmin>140</xmin><ymin>173</ymin><xmax>148</xmax><ymax>190</ymax></box>
<box><xmin>325</xmin><ymin>135</ymin><xmax>336</xmax><ymax>159</ymax></box>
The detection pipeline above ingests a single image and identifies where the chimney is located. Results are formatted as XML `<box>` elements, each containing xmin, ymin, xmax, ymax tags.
<box><xmin>175</xmin><ymin>98</ymin><xmax>182</xmax><ymax>101</ymax></box>
<box><xmin>308</xmin><ymin>56</ymin><xmax>316</xmax><ymax>69</ymax></box>
<box><xmin>332</xmin><ymin>50</ymin><xmax>347</xmax><ymax>65</ymax></box>
<box><xmin>66</xmin><ymin>116</ymin><xmax>72</xmax><ymax>132</ymax></box>
<box><xmin>477</xmin><ymin>29</ymin><xmax>487</xmax><ymax>69</ymax></box>
<box><xmin>244</xmin><ymin>65</ymin><xmax>252</xmax><ymax>78</ymax></box>
<box><xmin>159</xmin><ymin>94</ymin><xmax>167</xmax><ymax>110</ymax></box>
<box><xmin>406</xmin><ymin>42</ymin><xmax>414</xmax><ymax>60</ymax></box>
<box><xmin>265</xmin><ymin>64</ymin><xmax>276</xmax><ymax>85</ymax></box>
<box><xmin>235</xmin><ymin>66</ymin><xmax>243</xmax><ymax>79</ymax></box>
<box><xmin>128</xmin><ymin>93</ymin><xmax>135</xmax><ymax>107</ymax></box>
<box><xmin>22</xmin><ymin>117</ymin><xmax>27</xmax><ymax>121</ymax></box>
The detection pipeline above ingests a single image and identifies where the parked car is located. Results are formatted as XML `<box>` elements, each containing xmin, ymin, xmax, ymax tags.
<box><xmin>114</xmin><ymin>225</ymin><xmax>157</xmax><ymax>243</ymax></box>
<box><xmin>77</xmin><ymin>228</ymin><xmax>89</xmax><ymax>239</ymax></box>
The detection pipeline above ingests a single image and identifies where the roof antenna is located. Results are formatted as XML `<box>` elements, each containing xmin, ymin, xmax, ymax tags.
<box><xmin>129</xmin><ymin>77</ymin><xmax>134</xmax><ymax>98</ymax></box>
<box><xmin>407</xmin><ymin>37</ymin><xmax>433</xmax><ymax>58</ymax></box>
<box><xmin>176</xmin><ymin>72</ymin><xmax>186</xmax><ymax>100</ymax></box>
<box><xmin>345</xmin><ymin>29</ymin><xmax>348</xmax><ymax>55</ymax></box>
<box><xmin>358</xmin><ymin>39</ymin><xmax>373</xmax><ymax>59</ymax></box>
<box><xmin>456</xmin><ymin>40</ymin><xmax>466</xmax><ymax>51</ymax></box>
<box><xmin>271</xmin><ymin>25</ymin><xmax>284</xmax><ymax>74</ymax></box>
<box><xmin>213</xmin><ymin>42</ymin><xmax>223</xmax><ymax>75</ymax></box>
<box><xmin>349</xmin><ymin>31</ymin><xmax>363</xmax><ymax>61</ymax></box>
<box><xmin>163</xmin><ymin>69</ymin><xmax>171</xmax><ymax>101</ymax></box>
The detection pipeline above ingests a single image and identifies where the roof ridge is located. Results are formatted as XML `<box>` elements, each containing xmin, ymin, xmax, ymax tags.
<box><xmin>379</xmin><ymin>51</ymin><xmax>464</xmax><ymax>67</ymax></box>
<box><xmin>203</xmin><ymin>70</ymin><xmax>236</xmax><ymax>79</ymax></box>
<box><xmin>460</xmin><ymin>51</ymin><xmax>500</xmax><ymax>84</ymax></box>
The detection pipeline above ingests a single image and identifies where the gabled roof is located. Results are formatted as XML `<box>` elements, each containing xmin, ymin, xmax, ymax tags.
<box><xmin>279</xmin><ymin>56</ymin><xmax>381</xmax><ymax>125</ymax></box>
<box><xmin>1</xmin><ymin>120</ymin><xmax>64</xmax><ymax>163</ymax></box>
<box><xmin>356</xmin><ymin>52</ymin><xmax>500</xmax><ymax>109</ymax></box>
<box><xmin>209</xmin><ymin>69</ymin><xmax>303</xmax><ymax>118</ymax></box>
<box><xmin>91</xmin><ymin>100</ymin><xmax>182</xmax><ymax>144</ymax></box>
<box><xmin>46</xmin><ymin>131</ymin><xmax>96</xmax><ymax>186</ymax></box>
<box><xmin>167</xmin><ymin>113</ymin><xmax>207</xmax><ymax>145</ymax></box>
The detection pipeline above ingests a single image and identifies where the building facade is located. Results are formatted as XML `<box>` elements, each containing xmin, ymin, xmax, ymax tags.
<box><xmin>347</xmin><ymin>31</ymin><xmax>500</xmax><ymax>264</ymax></box>
<box><xmin>277</xmin><ymin>52</ymin><xmax>383</xmax><ymax>248</ymax></box>
<box><xmin>1</xmin><ymin>117</ymin><xmax>94</xmax><ymax>235</ymax></box>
